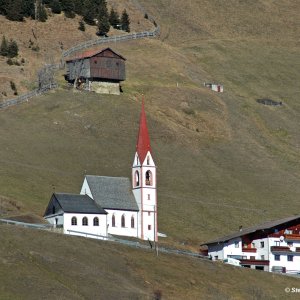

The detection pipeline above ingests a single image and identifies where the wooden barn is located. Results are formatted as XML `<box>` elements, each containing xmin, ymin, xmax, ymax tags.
<box><xmin>65</xmin><ymin>48</ymin><xmax>126</xmax><ymax>95</ymax></box>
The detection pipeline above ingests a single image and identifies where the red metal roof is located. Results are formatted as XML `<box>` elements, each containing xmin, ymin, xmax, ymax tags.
<box><xmin>66</xmin><ymin>47</ymin><xmax>126</xmax><ymax>62</ymax></box>
<box><xmin>136</xmin><ymin>100</ymin><xmax>151</xmax><ymax>164</ymax></box>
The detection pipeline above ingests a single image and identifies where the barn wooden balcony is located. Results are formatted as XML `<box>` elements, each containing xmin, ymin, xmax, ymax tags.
<box><xmin>239</xmin><ymin>259</ymin><xmax>269</xmax><ymax>266</ymax></box>
<box><xmin>270</xmin><ymin>246</ymin><xmax>292</xmax><ymax>253</ymax></box>
<box><xmin>242</xmin><ymin>247</ymin><xmax>257</xmax><ymax>253</ymax></box>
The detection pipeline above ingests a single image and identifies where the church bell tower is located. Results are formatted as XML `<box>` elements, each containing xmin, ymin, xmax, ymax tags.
<box><xmin>132</xmin><ymin>100</ymin><xmax>157</xmax><ymax>242</ymax></box>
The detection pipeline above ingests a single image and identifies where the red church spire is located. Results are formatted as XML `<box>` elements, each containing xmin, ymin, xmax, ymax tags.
<box><xmin>136</xmin><ymin>98</ymin><xmax>151</xmax><ymax>164</ymax></box>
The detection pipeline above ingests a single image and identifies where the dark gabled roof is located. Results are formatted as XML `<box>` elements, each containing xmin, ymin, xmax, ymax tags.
<box><xmin>65</xmin><ymin>47</ymin><xmax>126</xmax><ymax>62</ymax></box>
<box><xmin>46</xmin><ymin>193</ymin><xmax>107</xmax><ymax>215</ymax></box>
<box><xmin>201</xmin><ymin>214</ymin><xmax>300</xmax><ymax>246</ymax></box>
<box><xmin>85</xmin><ymin>175</ymin><xmax>139</xmax><ymax>211</ymax></box>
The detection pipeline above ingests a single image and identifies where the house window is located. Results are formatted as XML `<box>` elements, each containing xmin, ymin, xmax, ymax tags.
<box><xmin>261</xmin><ymin>255</ymin><xmax>265</xmax><ymax>260</ymax></box>
<box><xmin>148</xmin><ymin>225</ymin><xmax>151</xmax><ymax>230</ymax></box>
<box><xmin>287</xmin><ymin>242</ymin><xmax>293</xmax><ymax>247</ymax></box>
<box><xmin>148</xmin><ymin>194</ymin><xmax>150</xmax><ymax>200</ymax></box>
<box><xmin>260</xmin><ymin>241</ymin><xmax>264</xmax><ymax>248</ymax></box>
<box><xmin>235</xmin><ymin>241</ymin><xmax>239</xmax><ymax>248</ymax></box>
<box><xmin>121</xmin><ymin>215</ymin><xmax>125</xmax><ymax>228</ymax></box>
<box><xmin>252</xmin><ymin>242</ymin><xmax>255</xmax><ymax>248</ymax></box>
<box><xmin>148</xmin><ymin>212</ymin><xmax>151</xmax><ymax>216</ymax></box>
<box><xmin>275</xmin><ymin>241</ymin><xmax>280</xmax><ymax>246</ymax></box>
<box><xmin>131</xmin><ymin>216</ymin><xmax>135</xmax><ymax>228</ymax></box>
<box><xmin>112</xmin><ymin>214</ymin><xmax>115</xmax><ymax>227</ymax></box>
<box><xmin>288</xmin><ymin>255</ymin><xmax>293</xmax><ymax>262</ymax></box>
<box><xmin>145</xmin><ymin>170</ymin><xmax>152</xmax><ymax>186</ymax></box>
<box><xmin>82</xmin><ymin>217</ymin><xmax>88</xmax><ymax>226</ymax></box>
<box><xmin>71</xmin><ymin>216</ymin><xmax>77</xmax><ymax>226</ymax></box>
<box><xmin>147</xmin><ymin>156</ymin><xmax>150</xmax><ymax>165</ymax></box>
<box><xmin>274</xmin><ymin>255</ymin><xmax>280</xmax><ymax>261</ymax></box>
<box><xmin>52</xmin><ymin>206</ymin><xmax>56</xmax><ymax>214</ymax></box>
<box><xmin>93</xmin><ymin>217</ymin><xmax>99</xmax><ymax>226</ymax></box>
<box><xmin>214</xmin><ymin>256</ymin><xmax>218</xmax><ymax>260</ymax></box>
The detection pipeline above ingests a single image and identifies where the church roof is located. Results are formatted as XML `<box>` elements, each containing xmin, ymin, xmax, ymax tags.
<box><xmin>85</xmin><ymin>175</ymin><xmax>139</xmax><ymax>211</ymax></box>
<box><xmin>45</xmin><ymin>193</ymin><xmax>107</xmax><ymax>215</ymax></box>
<box><xmin>136</xmin><ymin>101</ymin><xmax>152</xmax><ymax>164</ymax></box>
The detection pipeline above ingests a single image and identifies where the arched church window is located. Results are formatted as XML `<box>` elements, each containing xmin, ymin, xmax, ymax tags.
<box><xmin>93</xmin><ymin>217</ymin><xmax>99</xmax><ymax>226</ymax></box>
<box><xmin>82</xmin><ymin>217</ymin><xmax>88</xmax><ymax>226</ymax></box>
<box><xmin>145</xmin><ymin>170</ymin><xmax>152</xmax><ymax>186</ymax></box>
<box><xmin>121</xmin><ymin>214</ymin><xmax>125</xmax><ymax>228</ymax></box>
<box><xmin>131</xmin><ymin>216</ymin><xmax>135</xmax><ymax>228</ymax></box>
<box><xmin>135</xmin><ymin>171</ymin><xmax>140</xmax><ymax>187</ymax></box>
<box><xmin>71</xmin><ymin>216</ymin><xmax>77</xmax><ymax>226</ymax></box>
<box><xmin>112</xmin><ymin>214</ymin><xmax>115</xmax><ymax>227</ymax></box>
<box><xmin>147</xmin><ymin>156</ymin><xmax>150</xmax><ymax>165</ymax></box>
<box><xmin>52</xmin><ymin>206</ymin><xmax>56</xmax><ymax>214</ymax></box>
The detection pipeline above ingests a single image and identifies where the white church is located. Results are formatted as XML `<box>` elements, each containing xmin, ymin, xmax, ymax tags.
<box><xmin>44</xmin><ymin>101</ymin><xmax>158</xmax><ymax>242</ymax></box>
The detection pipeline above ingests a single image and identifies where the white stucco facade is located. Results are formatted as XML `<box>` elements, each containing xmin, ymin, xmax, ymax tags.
<box><xmin>207</xmin><ymin>233</ymin><xmax>300</xmax><ymax>273</ymax></box>
<box><xmin>132</xmin><ymin>151</ymin><xmax>157</xmax><ymax>242</ymax></box>
<box><xmin>45</xmin><ymin>212</ymin><xmax>107</xmax><ymax>239</ymax></box>
<box><xmin>106</xmin><ymin>209</ymin><xmax>139</xmax><ymax>237</ymax></box>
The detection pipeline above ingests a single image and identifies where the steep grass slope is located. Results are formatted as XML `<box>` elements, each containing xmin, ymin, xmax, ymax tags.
<box><xmin>0</xmin><ymin>224</ymin><xmax>298</xmax><ymax>300</ymax></box>
<box><xmin>0</xmin><ymin>0</ymin><xmax>299</xmax><ymax>247</ymax></box>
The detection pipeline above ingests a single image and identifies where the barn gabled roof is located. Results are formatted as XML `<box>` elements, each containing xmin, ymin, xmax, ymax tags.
<box><xmin>201</xmin><ymin>214</ymin><xmax>300</xmax><ymax>246</ymax></box>
<box><xmin>136</xmin><ymin>100</ymin><xmax>152</xmax><ymax>164</ymax></box>
<box><xmin>65</xmin><ymin>47</ymin><xmax>126</xmax><ymax>62</ymax></box>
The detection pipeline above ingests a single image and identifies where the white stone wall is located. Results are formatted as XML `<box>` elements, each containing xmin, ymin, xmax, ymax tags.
<box><xmin>106</xmin><ymin>209</ymin><xmax>139</xmax><ymax>238</ymax></box>
<box><xmin>90</xmin><ymin>81</ymin><xmax>120</xmax><ymax>95</ymax></box>
<box><xmin>268</xmin><ymin>237</ymin><xmax>300</xmax><ymax>273</ymax></box>
<box><xmin>64</xmin><ymin>213</ymin><xmax>107</xmax><ymax>239</ymax></box>
<box><xmin>132</xmin><ymin>151</ymin><xmax>157</xmax><ymax>241</ymax></box>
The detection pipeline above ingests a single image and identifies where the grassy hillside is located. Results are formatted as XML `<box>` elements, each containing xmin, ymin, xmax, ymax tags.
<box><xmin>0</xmin><ymin>224</ymin><xmax>299</xmax><ymax>300</ymax></box>
<box><xmin>0</xmin><ymin>0</ymin><xmax>300</xmax><ymax>298</ymax></box>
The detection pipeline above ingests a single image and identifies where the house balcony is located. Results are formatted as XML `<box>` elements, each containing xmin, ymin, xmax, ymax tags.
<box><xmin>242</xmin><ymin>247</ymin><xmax>257</xmax><ymax>253</ymax></box>
<box><xmin>239</xmin><ymin>259</ymin><xmax>269</xmax><ymax>266</ymax></box>
<box><xmin>271</xmin><ymin>246</ymin><xmax>292</xmax><ymax>253</ymax></box>
<box><xmin>284</xmin><ymin>234</ymin><xmax>300</xmax><ymax>241</ymax></box>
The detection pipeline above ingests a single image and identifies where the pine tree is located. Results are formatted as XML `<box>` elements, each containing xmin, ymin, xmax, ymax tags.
<box><xmin>78</xmin><ymin>20</ymin><xmax>85</xmax><ymax>31</ymax></box>
<box><xmin>49</xmin><ymin>0</ymin><xmax>61</xmax><ymax>14</ymax></box>
<box><xmin>97</xmin><ymin>15</ymin><xmax>110</xmax><ymax>36</ymax></box>
<box><xmin>61</xmin><ymin>0</ymin><xmax>75</xmax><ymax>18</ymax></box>
<box><xmin>109</xmin><ymin>8</ymin><xmax>120</xmax><ymax>29</ymax></box>
<box><xmin>7</xmin><ymin>39</ymin><xmax>18</xmax><ymax>58</ymax></box>
<box><xmin>83</xmin><ymin>0</ymin><xmax>97</xmax><ymax>25</ymax></box>
<box><xmin>97</xmin><ymin>0</ymin><xmax>109</xmax><ymax>36</ymax></box>
<box><xmin>73</xmin><ymin>0</ymin><xmax>84</xmax><ymax>15</ymax></box>
<box><xmin>0</xmin><ymin>36</ymin><xmax>8</xmax><ymax>56</ymax></box>
<box><xmin>6</xmin><ymin>0</ymin><xmax>24</xmax><ymax>21</ymax></box>
<box><xmin>22</xmin><ymin>0</ymin><xmax>35</xmax><ymax>18</ymax></box>
<box><xmin>121</xmin><ymin>9</ymin><xmax>130</xmax><ymax>32</ymax></box>
<box><xmin>37</xmin><ymin>2</ymin><xmax>48</xmax><ymax>22</ymax></box>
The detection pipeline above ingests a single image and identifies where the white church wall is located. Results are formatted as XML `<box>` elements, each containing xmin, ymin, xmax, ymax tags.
<box><xmin>106</xmin><ymin>209</ymin><xmax>139</xmax><ymax>238</ymax></box>
<box><xmin>64</xmin><ymin>213</ymin><xmax>107</xmax><ymax>238</ymax></box>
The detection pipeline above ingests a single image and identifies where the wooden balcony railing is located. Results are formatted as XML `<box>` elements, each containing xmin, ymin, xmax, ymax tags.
<box><xmin>242</xmin><ymin>247</ymin><xmax>257</xmax><ymax>253</ymax></box>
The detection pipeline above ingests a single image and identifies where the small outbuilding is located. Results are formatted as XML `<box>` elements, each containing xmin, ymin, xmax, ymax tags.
<box><xmin>65</xmin><ymin>47</ymin><xmax>126</xmax><ymax>95</ymax></box>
